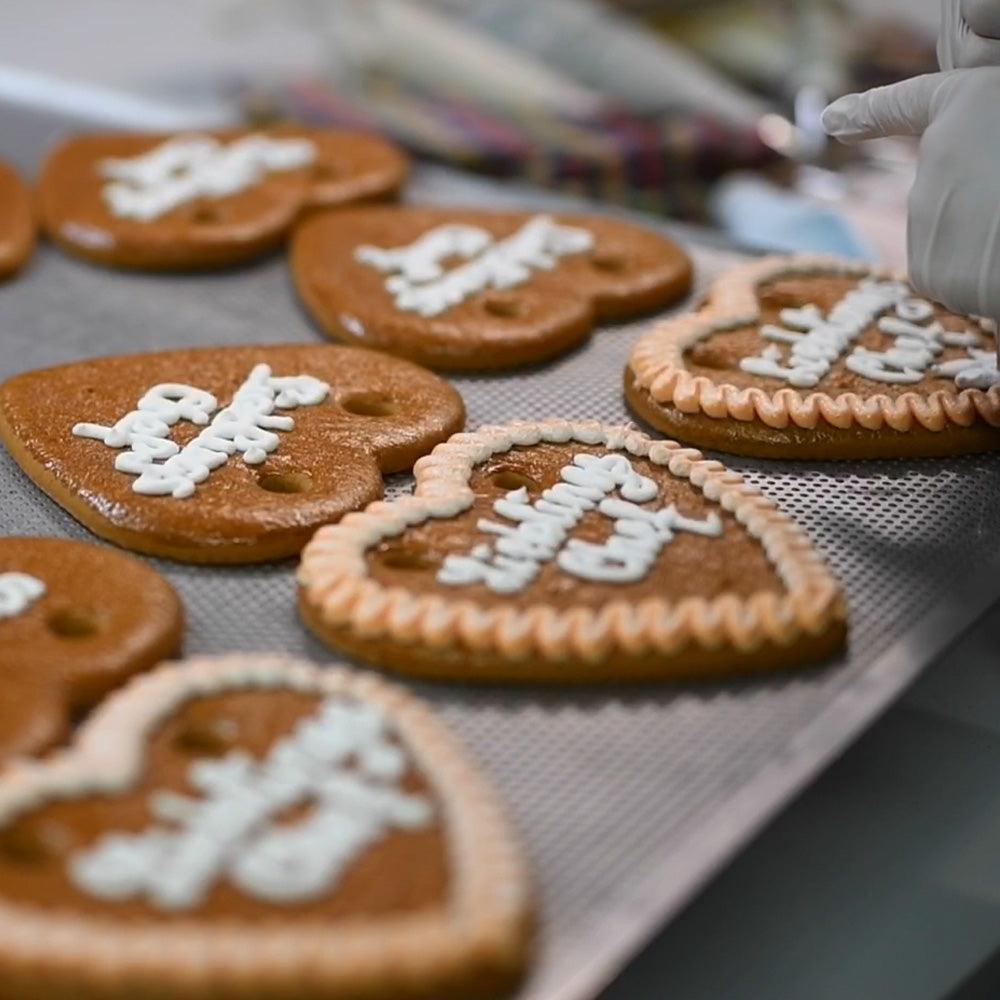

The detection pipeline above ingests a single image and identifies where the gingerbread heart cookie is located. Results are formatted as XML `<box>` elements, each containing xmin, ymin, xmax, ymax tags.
<box><xmin>0</xmin><ymin>537</ymin><xmax>182</xmax><ymax>761</ymax></box>
<box><xmin>298</xmin><ymin>420</ymin><xmax>846</xmax><ymax>683</ymax></box>
<box><xmin>292</xmin><ymin>207</ymin><xmax>693</xmax><ymax>370</ymax></box>
<box><xmin>0</xmin><ymin>160</ymin><xmax>36</xmax><ymax>279</ymax></box>
<box><xmin>0</xmin><ymin>654</ymin><xmax>531</xmax><ymax>999</ymax></box>
<box><xmin>39</xmin><ymin>125</ymin><xmax>408</xmax><ymax>270</ymax></box>
<box><xmin>626</xmin><ymin>254</ymin><xmax>1000</xmax><ymax>458</ymax></box>
<box><xmin>0</xmin><ymin>345</ymin><xmax>464</xmax><ymax>563</ymax></box>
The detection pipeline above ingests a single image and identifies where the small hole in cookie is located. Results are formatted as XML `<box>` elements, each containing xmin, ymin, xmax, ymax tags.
<box><xmin>69</xmin><ymin>701</ymin><xmax>96</xmax><ymax>730</ymax></box>
<box><xmin>591</xmin><ymin>251</ymin><xmax>627</xmax><ymax>273</ymax></box>
<box><xmin>0</xmin><ymin>828</ymin><xmax>51</xmax><ymax>866</ymax></box>
<box><xmin>687</xmin><ymin>343</ymin><xmax>733</xmax><ymax>371</ymax></box>
<box><xmin>191</xmin><ymin>205</ymin><xmax>220</xmax><ymax>225</ymax></box>
<box><xmin>483</xmin><ymin>295</ymin><xmax>522</xmax><ymax>319</ymax></box>
<box><xmin>46</xmin><ymin>608</ymin><xmax>100</xmax><ymax>640</ymax></box>
<box><xmin>258</xmin><ymin>471</ymin><xmax>314</xmax><ymax>494</ymax></box>
<box><xmin>490</xmin><ymin>467</ymin><xmax>540</xmax><ymax>492</ymax></box>
<box><xmin>311</xmin><ymin>163</ymin><xmax>340</xmax><ymax>181</ymax></box>
<box><xmin>174</xmin><ymin>718</ymin><xmax>238</xmax><ymax>757</ymax></box>
<box><xmin>342</xmin><ymin>392</ymin><xmax>398</xmax><ymax>417</ymax></box>
<box><xmin>379</xmin><ymin>543</ymin><xmax>438</xmax><ymax>572</ymax></box>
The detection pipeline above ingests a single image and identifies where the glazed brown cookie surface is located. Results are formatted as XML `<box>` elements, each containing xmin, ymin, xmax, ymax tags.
<box><xmin>0</xmin><ymin>160</ymin><xmax>36</xmax><ymax>279</ymax></box>
<box><xmin>0</xmin><ymin>345</ymin><xmax>465</xmax><ymax>563</ymax></box>
<box><xmin>292</xmin><ymin>207</ymin><xmax>693</xmax><ymax>370</ymax></box>
<box><xmin>0</xmin><ymin>656</ymin><xmax>531</xmax><ymax>999</ymax></box>
<box><xmin>627</xmin><ymin>254</ymin><xmax>1000</xmax><ymax>458</ymax></box>
<box><xmin>39</xmin><ymin>126</ymin><xmax>408</xmax><ymax>271</ymax></box>
<box><xmin>0</xmin><ymin>537</ymin><xmax>182</xmax><ymax>761</ymax></box>
<box><xmin>298</xmin><ymin>421</ymin><xmax>846</xmax><ymax>683</ymax></box>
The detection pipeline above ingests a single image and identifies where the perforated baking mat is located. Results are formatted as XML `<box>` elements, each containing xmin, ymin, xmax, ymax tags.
<box><xmin>2</xmin><ymin>169</ymin><xmax>999</xmax><ymax>1000</ymax></box>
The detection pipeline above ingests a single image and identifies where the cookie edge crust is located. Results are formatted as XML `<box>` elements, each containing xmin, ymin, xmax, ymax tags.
<box><xmin>627</xmin><ymin>253</ymin><xmax>1000</xmax><ymax>437</ymax></box>
<box><xmin>297</xmin><ymin>419</ymin><xmax>847</xmax><ymax>679</ymax></box>
<box><xmin>0</xmin><ymin>654</ymin><xmax>532</xmax><ymax>997</ymax></box>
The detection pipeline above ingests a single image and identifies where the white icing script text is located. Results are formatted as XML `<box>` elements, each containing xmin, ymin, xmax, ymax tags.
<box><xmin>70</xmin><ymin>698</ymin><xmax>432</xmax><ymax>910</ymax></box>
<box><xmin>72</xmin><ymin>364</ymin><xmax>329</xmax><ymax>499</ymax></box>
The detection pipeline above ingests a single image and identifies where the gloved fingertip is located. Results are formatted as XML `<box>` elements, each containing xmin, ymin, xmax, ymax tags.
<box><xmin>821</xmin><ymin>95</ymin><xmax>862</xmax><ymax>141</ymax></box>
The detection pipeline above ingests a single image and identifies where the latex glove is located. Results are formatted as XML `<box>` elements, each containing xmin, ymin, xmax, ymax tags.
<box><xmin>823</xmin><ymin>66</ymin><xmax>1000</xmax><ymax>322</ymax></box>
<box><xmin>822</xmin><ymin>2</ymin><xmax>1000</xmax><ymax>323</ymax></box>
<box><xmin>939</xmin><ymin>0</ymin><xmax>1000</xmax><ymax>70</ymax></box>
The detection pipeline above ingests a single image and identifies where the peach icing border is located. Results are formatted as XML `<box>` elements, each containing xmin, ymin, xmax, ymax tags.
<box><xmin>298</xmin><ymin>420</ymin><xmax>845</xmax><ymax>664</ymax></box>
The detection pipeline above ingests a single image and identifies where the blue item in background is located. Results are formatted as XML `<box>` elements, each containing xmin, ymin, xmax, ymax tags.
<box><xmin>711</xmin><ymin>173</ymin><xmax>874</xmax><ymax>259</ymax></box>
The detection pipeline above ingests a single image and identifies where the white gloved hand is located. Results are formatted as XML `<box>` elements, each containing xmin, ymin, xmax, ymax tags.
<box><xmin>822</xmin><ymin>2</ymin><xmax>1000</xmax><ymax>321</ymax></box>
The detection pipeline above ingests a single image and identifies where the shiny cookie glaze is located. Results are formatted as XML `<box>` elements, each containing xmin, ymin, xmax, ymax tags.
<box><xmin>292</xmin><ymin>206</ymin><xmax>693</xmax><ymax>370</ymax></box>
<box><xmin>0</xmin><ymin>344</ymin><xmax>465</xmax><ymax>563</ymax></box>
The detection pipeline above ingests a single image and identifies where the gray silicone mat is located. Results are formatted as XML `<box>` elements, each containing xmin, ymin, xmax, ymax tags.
<box><xmin>3</xmin><ymin>173</ymin><xmax>1000</xmax><ymax>1000</ymax></box>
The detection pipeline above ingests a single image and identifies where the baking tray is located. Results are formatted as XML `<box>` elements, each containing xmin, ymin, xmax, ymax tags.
<box><xmin>3</xmin><ymin>166</ymin><xmax>1000</xmax><ymax>1000</ymax></box>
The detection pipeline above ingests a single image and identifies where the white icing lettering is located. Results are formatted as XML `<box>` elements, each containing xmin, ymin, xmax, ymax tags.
<box><xmin>355</xmin><ymin>214</ymin><xmax>595</xmax><ymax>318</ymax></box>
<box><xmin>72</xmin><ymin>364</ymin><xmax>329</xmax><ymax>499</ymax></box>
<box><xmin>100</xmin><ymin>134</ymin><xmax>316</xmax><ymax>222</ymax></box>
<box><xmin>741</xmin><ymin>287</ymin><xmax>996</xmax><ymax>388</ymax></box>
<box><xmin>558</xmin><ymin>498</ymin><xmax>722</xmax><ymax>583</ymax></box>
<box><xmin>437</xmin><ymin>453</ymin><xmax>721</xmax><ymax>593</ymax></box>
<box><xmin>739</xmin><ymin>279</ymin><xmax>908</xmax><ymax>388</ymax></box>
<box><xmin>0</xmin><ymin>573</ymin><xmax>46</xmax><ymax>620</ymax></box>
<box><xmin>933</xmin><ymin>348</ymin><xmax>1000</xmax><ymax>389</ymax></box>
<box><xmin>70</xmin><ymin>698</ymin><xmax>432</xmax><ymax>910</ymax></box>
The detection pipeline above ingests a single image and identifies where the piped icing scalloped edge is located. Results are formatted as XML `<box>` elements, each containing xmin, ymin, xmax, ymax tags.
<box><xmin>0</xmin><ymin>654</ymin><xmax>530</xmax><ymax>990</ymax></box>
<box><xmin>297</xmin><ymin>420</ymin><xmax>846</xmax><ymax>664</ymax></box>
<box><xmin>628</xmin><ymin>254</ymin><xmax>1000</xmax><ymax>433</ymax></box>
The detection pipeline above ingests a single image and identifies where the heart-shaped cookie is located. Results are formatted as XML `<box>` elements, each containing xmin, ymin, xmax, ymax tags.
<box><xmin>0</xmin><ymin>537</ymin><xmax>182</xmax><ymax>761</ymax></box>
<box><xmin>298</xmin><ymin>420</ymin><xmax>846</xmax><ymax>682</ymax></box>
<box><xmin>0</xmin><ymin>654</ymin><xmax>531</xmax><ymax>998</ymax></box>
<box><xmin>0</xmin><ymin>160</ymin><xmax>36</xmax><ymax>279</ymax></box>
<box><xmin>626</xmin><ymin>254</ymin><xmax>1000</xmax><ymax>458</ymax></box>
<box><xmin>292</xmin><ymin>207</ymin><xmax>693</xmax><ymax>370</ymax></box>
<box><xmin>39</xmin><ymin>126</ymin><xmax>408</xmax><ymax>271</ymax></box>
<box><xmin>0</xmin><ymin>345</ymin><xmax>465</xmax><ymax>563</ymax></box>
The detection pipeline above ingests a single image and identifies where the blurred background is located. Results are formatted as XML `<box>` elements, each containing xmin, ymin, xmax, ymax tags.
<box><xmin>0</xmin><ymin>0</ymin><xmax>941</xmax><ymax>265</ymax></box>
